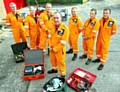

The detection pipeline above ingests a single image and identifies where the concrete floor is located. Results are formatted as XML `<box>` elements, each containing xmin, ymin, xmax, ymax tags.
<box><xmin>0</xmin><ymin>0</ymin><xmax>120</xmax><ymax>92</ymax></box>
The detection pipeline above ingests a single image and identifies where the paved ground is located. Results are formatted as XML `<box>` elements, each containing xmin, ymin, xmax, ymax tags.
<box><xmin>0</xmin><ymin>0</ymin><xmax>120</xmax><ymax>92</ymax></box>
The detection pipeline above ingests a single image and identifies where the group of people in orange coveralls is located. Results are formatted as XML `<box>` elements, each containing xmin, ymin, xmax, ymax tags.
<box><xmin>6</xmin><ymin>2</ymin><xmax>117</xmax><ymax>78</ymax></box>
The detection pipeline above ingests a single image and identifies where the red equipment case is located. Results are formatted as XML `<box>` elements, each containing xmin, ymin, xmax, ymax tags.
<box><xmin>66</xmin><ymin>68</ymin><xmax>97</xmax><ymax>92</ymax></box>
<box><xmin>23</xmin><ymin>49</ymin><xmax>45</xmax><ymax>80</ymax></box>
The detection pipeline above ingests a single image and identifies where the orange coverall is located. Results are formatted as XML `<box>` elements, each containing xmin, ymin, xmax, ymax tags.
<box><xmin>6</xmin><ymin>12</ymin><xmax>26</xmax><ymax>43</ymax></box>
<box><xmin>96</xmin><ymin>17</ymin><xmax>117</xmax><ymax>64</ymax></box>
<box><xmin>82</xmin><ymin>18</ymin><xmax>99</xmax><ymax>59</ymax></box>
<box><xmin>38</xmin><ymin>11</ymin><xmax>52</xmax><ymax>50</ymax></box>
<box><xmin>68</xmin><ymin>16</ymin><xmax>83</xmax><ymax>54</ymax></box>
<box><xmin>24</xmin><ymin>15</ymin><xmax>38</xmax><ymax>49</ymax></box>
<box><xmin>49</xmin><ymin>23</ymin><xmax>69</xmax><ymax>76</ymax></box>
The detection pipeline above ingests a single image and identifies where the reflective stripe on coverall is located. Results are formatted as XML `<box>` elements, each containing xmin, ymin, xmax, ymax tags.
<box><xmin>49</xmin><ymin>23</ymin><xmax>69</xmax><ymax>76</ymax></box>
<box><xmin>68</xmin><ymin>16</ymin><xmax>83</xmax><ymax>54</ymax></box>
<box><xmin>82</xmin><ymin>18</ymin><xmax>100</xmax><ymax>59</ymax></box>
<box><xmin>96</xmin><ymin>17</ymin><xmax>117</xmax><ymax>64</ymax></box>
<box><xmin>6</xmin><ymin>12</ymin><xmax>26</xmax><ymax>43</ymax></box>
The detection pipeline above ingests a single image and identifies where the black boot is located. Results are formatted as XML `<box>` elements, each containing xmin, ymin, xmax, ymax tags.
<box><xmin>72</xmin><ymin>54</ymin><xmax>77</xmax><ymax>61</ymax></box>
<box><xmin>66</xmin><ymin>49</ymin><xmax>73</xmax><ymax>54</ymax></box>
<box><xmin>47</xmin><ymin>69</ymin><xmax>58</xmax><ymax>74</ymax></box>
<box><xmin>97</xmin><ymin>64</ymin><xmax>104</xmax><ymax>70</ymax></box>
<box><xmin>92</xmin><ymin>58</ymin><xmax>100</xmax><ymax>63</ymax></box>
<box><xmin>79</xmin><ymin>54</ymin><xmax>87</xmax><ymax>59</ymax></box>
<box><xmin>85</xmin><ymin>59</ymin><xmax>92</xmax><ymax>65</ymax></box>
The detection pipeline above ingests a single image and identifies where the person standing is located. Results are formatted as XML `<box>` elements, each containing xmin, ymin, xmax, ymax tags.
<box><xmin>38</xmin><ymin>3</ymin><xmax>53</xmax><ymax>52</ymax></box>
<box><xmin>92</xmin><ymin>8</ymin><xmax>117</xmax><ymax>70</ymax></box>
<box><xmin>47</xmin><ymin>12</ymin><xmax>69</xmax><ymax>78</ymax></box>
<box><xmin>24</xmin><ymin>6</ymin><xmax>38</xmax><ymax>49</ymax></box>
<box><xmin>66</xmin><ymin>7</ymin><xmax>83</xmax><ymax>61</ymax></box>
<box><xmin>6</xmin><ymin>2</ymin><xmax>26</xmax><ymax>43</ymax></box>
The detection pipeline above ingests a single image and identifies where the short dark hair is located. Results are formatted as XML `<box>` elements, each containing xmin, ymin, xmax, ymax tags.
<box><xmin>91</xmin><ymin>8</ymin><xmax>97</xmax><ymax>14</ymax></box>
<box><xmin>103</xmin><ymin>8</ymin><xmax>111</xmax><ymax>14</ymax></box>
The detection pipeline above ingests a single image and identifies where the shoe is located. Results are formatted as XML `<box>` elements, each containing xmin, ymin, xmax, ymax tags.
<box><xmin>72</xmin><ymin>54</ymin><xmax>77</xmax><ymax>61</ymax></box>
<box><xmin>79</xmin><ymin>54</ymin><xmax>87</xmax><ymax>59</ymax></box>
<box><xmin>47</xmin><ymin>69</ymin><xmax>58</xmax><ymax>74</ymax></box>
<box><xmin>97</xmin><ymin>64</ymin><xmax>104</xmax><ymax>70</ymax></box>
<box><xmin>85</xmin><ymin>59</ymin><xmax>92</xmax><ymax>65</ymax></box>
<box><xmin>66</xmin><ymin>49</ymin><xmax>73</xmax><ymax>54</ymax></box>
<box><xmin>92</xmin><ymin>58</ymin><xmax>100</xmax><ymax>63</ymax></box>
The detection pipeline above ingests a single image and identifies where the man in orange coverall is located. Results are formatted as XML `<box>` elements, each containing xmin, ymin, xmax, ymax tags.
<box><xmin>6</xmin><ymin>2</ymin><xmax>26</xmax><ymax>43</ymax></box>
<box><xmin>24</xmin><ymin>6</ymin><xmax>38</xmax><ymax>49</ymax></box>
<box><xmin>47</xmin><ymin>12</ymin><xmax>69</xmax><ymax>78</ymax></box>
<box><xmin>92</xmin><ymin>8</ymin><xmax>117</xmax><ymax>70</ymax></box>
<box><xmin>66</xmin><ymin>7</ymin><xmax>83</xmax><ymax>61</ymax></box>
<box><xmin>38</xmin><ymin>3</ymin><xmax>53</xmax><ymax>52</ymax></box>
<box><xmin>79</xmin><ymin>8</ymin><xmax>100</xmax><ymax>65</ymax></box>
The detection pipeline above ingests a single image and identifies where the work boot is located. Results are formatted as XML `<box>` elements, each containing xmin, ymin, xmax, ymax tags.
<box><xmin>66</xmin><ymin>49</ymin><xmax>73</xmax><ymax>54</ymax></box>
<box><xmin>92</xmin><ymin>58</ymin><xmax>100</xmax><ymax>63</ymax></box>
<box><xmin>79</xmin><ymin>54</ymin><xmax>87</xmax><ymax>59</ymax></box>
<box><xmin>97</xmin><ymin>64</ymin><xmax>104</xmax><ymax>70</ymax></box>
<box><xmin>72</xmin><ymin>54</ymin><xmax>77</xmax><ymax>61</ymax></box>
<box><xmin>47</xmin><ymin>69</ymin><xmax>58</xmax><ymax>74</ymax></box>
<box><xmin>85</xmin><ymin>59</ymin><xmax>92</xmax><ymax>65</ymax></box>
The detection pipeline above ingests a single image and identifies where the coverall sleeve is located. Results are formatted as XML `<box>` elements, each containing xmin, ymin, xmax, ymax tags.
<box><xmin>53</xmin><ymin>26</ymin><xmax>69</xmax><ymax>53</ymax></box>
<box><xmin>111</xmin><ymin>20</ymin><xmax>118</xmax><ymax>35</ymax></box>
<box><xmin>39</xmin><ymin>14</ymin><xmax>48</xmax><ymax>31</ymax></box>
<box><xmin>6</xmin><ymin>14</ymin><xmax>11</xmax><ymax>24</ymax></box>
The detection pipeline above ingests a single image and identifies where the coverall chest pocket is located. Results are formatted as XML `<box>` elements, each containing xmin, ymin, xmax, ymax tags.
<box><xmin>104</xmin><ymin>26</ymin><xmax>112</xmax><ymax>35</ymax></box>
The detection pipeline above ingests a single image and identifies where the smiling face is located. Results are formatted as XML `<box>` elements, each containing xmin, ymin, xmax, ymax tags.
<box><xmin>10</xmin><ymin>3</ymin><xmax>17</xmax><ymax>14</ymax></box>
<box><xmin>29</xmin><ymin>6</ymin><xmax>36</xmax><ymax>16</ymax></box>
<box><xmin>103</xmin><ymin>9</ymin><xmax>110</xmax><ymax>19</ymax></box>
<box><xmin>53</xmin><ymin>13</ymin><xmax>62</xmax><ymax>26</ymax></box>
<box><xmin>46</xmin><ymin>3</ymin><xmax>52</xmax><ymax>13</ymax></box>
<box><xmin>90</xmin><ymin>10</ymin><xmax>96</xmax><ymax>19</ymax></box>
<box><xmin>103</xmin><ymin>10</ymin><xmax>110</xmax><ymax>19</ymax></box>
<box><xmin>71</xmin><ymin>7</ymin><xmax>77</xmax><ymax>17</ymax></box>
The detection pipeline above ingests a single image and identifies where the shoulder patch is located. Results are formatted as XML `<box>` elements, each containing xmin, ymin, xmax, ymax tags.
<box><xmin>91</xmin><ymin>21</ymin><xmax>96</xmax><ymax>26</ymax></box>
<box><xmin>108</xmin><ymin>21</ymin><xmax>114</xmax><ymax>27</ymax></box>
<box><xmin>57</xmin><ymin>29</ymin><xmax>65</xmax><ymax>36</ymax></box>
<box><xmin>72</xmin><ymin>18</ymin><xmax>78</xmax><ymax>23</ymax></box>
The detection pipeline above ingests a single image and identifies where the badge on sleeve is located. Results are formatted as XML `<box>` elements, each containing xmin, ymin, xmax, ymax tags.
<box><xmin>72</xmin><ymin>18</ymin><xmax>78</xmax><ymax>23</ymax></box>
<box><xmin>57</xmin><ymin>29</ymin><xmax>65</xmax><ymax>36</ymax></box>
<box><xmin>108</xmin><ymin>21</ymin><xmax>114</xmax><ymax>27</ymax></box>
<box><xmin>91</xmin><ymin>21</ymin><xmax>96</xmax><ymax>26</ymax></box>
